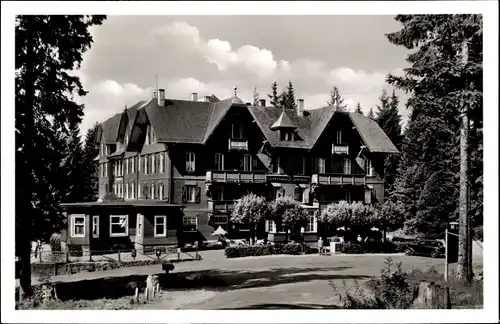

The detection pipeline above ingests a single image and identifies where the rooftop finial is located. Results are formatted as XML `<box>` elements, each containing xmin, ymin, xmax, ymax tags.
<box><xmin>233</xmin><ymin>85</ymin><xmax>238</xmax><ymax>97</ymax></box>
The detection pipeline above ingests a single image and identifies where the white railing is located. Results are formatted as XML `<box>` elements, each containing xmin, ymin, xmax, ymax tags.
<box><xmin>228</xmin><ymin>139</ymin><xmax>249</xmax><ymax>151</ymax></box>
<box><xmin>332</xmin><ymin>144</ymin><xmax>349</xmax><ymax>155</ymax></box>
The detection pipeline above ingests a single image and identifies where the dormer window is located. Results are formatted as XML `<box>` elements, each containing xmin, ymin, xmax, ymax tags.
<box><xmin>336</xmin><ymin>130</ymin><xmax>343</xmax><ymax>144</ymax></box>
<box><xmin>145</xmin><ymin>125</ymin><xmax>156</xmax><ymax>145</ymax></box>
<box><xmin>280</xmin><ymin>130</ymin><xmax>295</xmax><ymax>141</ymax></box>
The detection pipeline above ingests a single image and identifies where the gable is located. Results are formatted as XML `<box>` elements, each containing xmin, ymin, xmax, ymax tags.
<box><xmin>348</xmin><ymin>113</ymin><xmax>399</xmax><ymax>154</ymax></box>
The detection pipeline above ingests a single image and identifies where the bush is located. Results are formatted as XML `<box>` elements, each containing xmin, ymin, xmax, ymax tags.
<box><xmin>473</xmin><ymin>226</ymin><xmax>483</xmax><ymax>242</ymax></box>
<box><xmin>67</xmin><ymin>244</ymin><xmax>82</xmax><ymax>257</ymax></box>
<box><xmin>341</xmin><ymin>242</ymin><xmax>396</xmax><ymax>254</ymax></box>
<box><xmin>224</xmin><ymin>243</ymin><xmax>304</xmax><ymax>258</ymax></box>
<box><xmin>49</xmin><ymin>233</ymin><xmax>62</xmax><ymax>252</ymax></box>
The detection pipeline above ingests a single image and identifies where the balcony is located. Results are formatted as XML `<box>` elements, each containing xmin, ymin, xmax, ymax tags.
<box><xmin>311</xmin><ymin>173</ymin><xmax>366</xmax><ymax>186</ymax></box>
<box><xmin>332</xmin><ymin>144</ymin><xmax>349</xmax><ymax>155</ymax></box>
<box><xmin>208</xmin><ymin>200</ymin><xmax>235</xmax><ymax>213</ymax></box>
<box><xmin>228</xmin><ymin>138</ymin><xmax>249</xmax><ymax>151</ymax></box>
<box><xmin>206</xmin><ymin>170</ymin><xmax>267</xmax><ymax>183</ymax></box>
<box><xmin>266</xmin><ymin>174</ymin><xmax>311</xmax><ymax>184</ymax></box>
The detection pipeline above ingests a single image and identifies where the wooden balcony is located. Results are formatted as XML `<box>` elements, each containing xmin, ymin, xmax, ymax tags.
<box><xmin>208</xmin><ymin>200</ymin><xmax>235</xmax><ymax>213</ymax></box>
<box><xmin>311</xmin><ymin>173</ymin><xmax>366</xmax><ymax>186</ymax></box>
<box><xmin>206</xmin><ymin>170</ymin><xmax>267</xmax><ymax>183</ymax></box>
<box><xmin>332</xmin><ymin>144</ymin><xmax>349</xmax><ymax>155</ymax></box>
<box><xmin>228</xmin><ymin>138</ymin><xmax>249</xmax><ymax>151</ymax></box>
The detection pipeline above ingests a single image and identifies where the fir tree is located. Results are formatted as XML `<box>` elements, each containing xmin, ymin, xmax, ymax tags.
<box><xmin>367</xmin><ymin>108</ymin><xmax>375</xmax><ymax>120</ymax></box>
<box><xmin>252</xmin><ymin>87</ymin><xmax>259</xmax><ymax>106</ymax></box>
<box><xmin>327</xmin><ymin>86</ymin><xmax>348</xmax><ymax>111</ymax></box>
<box><xmin>385</xmin><ymin>14</ymin><xmax>482</xmax><ymax>278</ymax></box>
<box><xmin>283</xmin><ymin>80</ymin><xmax>297</xmax><ymax>110</ymax></box>
<box><xmin>15</xmin><ymin>15</ymin><xmax>106</xmax><ymax>296</ymax></box>
<box><xmin>355</xmin><ymin>102</ymin><xmax>363</xmax><ymax>114</ymax></box>
<box><xmin>82</xmin><ymin>123</ymin><xmax>100</xmax><ymax>202</ymax></box>
<box><xmin>268</xmin><ymin>81</ymin><xmax>281</xmax><ymax>108</ymax></box>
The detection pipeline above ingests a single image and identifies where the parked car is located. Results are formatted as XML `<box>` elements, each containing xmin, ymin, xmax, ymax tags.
<box><xmin>403</xmin><ymin>239</ymin><xmax>445</xmax><ymax>258</ymax></box>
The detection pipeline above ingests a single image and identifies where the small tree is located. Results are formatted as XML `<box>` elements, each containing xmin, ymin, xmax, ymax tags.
<box><xmin>371</xmin><ymin>201</ymin><xmax>405</xmax><ymax>242</ymax></box>
<box><xmin>231</xmin><ymin>193</ymin><xmax>270</xmax><ymax>244</ymax></box>
<box><xmin>355</xmin><ymin>102</ymin><xmax>363</xmax><ymax>114</ymax></box>
<box><xmin>270</xmin><ymin>196</ymin><xmax>308</xmax><ymax>243</ymax></box>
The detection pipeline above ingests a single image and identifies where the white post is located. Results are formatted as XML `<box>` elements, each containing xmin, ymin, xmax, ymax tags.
<box><xmin>145</xmin><ymin>287</ymin><xmax>149</xmax><ymax>300</ymax></box>
<box><xmin>134</xmin><ymin>287</ymin><xmax>139</xmax><ymax>302</ymax></box>
<box><xmin>445</xmin><ymin>229</ymin><xmax>448</xmax><ymax>282</ymax></box>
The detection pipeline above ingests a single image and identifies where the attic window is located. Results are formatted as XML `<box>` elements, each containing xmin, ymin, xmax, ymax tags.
<box><xmin>280</xmin><ymin>130</ymin><xmax>295</xmax><ymax>141</ymax></box>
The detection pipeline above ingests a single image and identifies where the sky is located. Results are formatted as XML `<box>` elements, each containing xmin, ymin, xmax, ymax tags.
<box><xmin>76</xmin><ymin>15</ymin><xmax>411</xmax><ymax>136</ymax></box>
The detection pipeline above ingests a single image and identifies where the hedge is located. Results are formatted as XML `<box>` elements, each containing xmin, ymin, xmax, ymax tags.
<box><xmin>32</xmin><ymin>260</ymin><xmax>161</xmax><ymax>277</ymax></box>
<box><xmin>340</xmin><ymin>242</ymin><xmax>397</xmax><ymax>254</ymax></box>
<box><xmin>224</xmin><ymin>243</ymin><xmax>305</xmax><ymax>258</ymax></box>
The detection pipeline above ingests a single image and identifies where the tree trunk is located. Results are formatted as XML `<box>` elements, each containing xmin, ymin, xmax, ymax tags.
<box><xmin>457</xmin><ymin>41</ymin><xmax>472</xmax><ymax>283</ymax></box>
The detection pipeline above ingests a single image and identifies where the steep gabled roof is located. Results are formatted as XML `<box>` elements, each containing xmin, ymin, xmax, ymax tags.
<box><xmin>116</xmin><ymin>101</ymin><xmax>147</xmax><ymax>141</ymax></box>
<box><xmin>203</xmin><ymin>98</ymin><xmax>234</xmax><ymax>143</ymax></box>
<box><xmin>349</xmin><ymin>112</ymin><xmax>399</xmax><ymax>154</ymax></box>
<box><xmin>100</xmin><ymin>113</ymin><xmax>122</xmax><ymax>144</ymax></box>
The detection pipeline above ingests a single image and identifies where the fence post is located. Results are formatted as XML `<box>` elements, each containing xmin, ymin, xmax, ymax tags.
<box><xmin>89</xmin><ymin>249</ymin><xmax>92</xmax><ymax>262</ymax></box>
<box><xmin>144</xmin><ymin>287</ymin><xmax>149</xmax><ymax>301</ymax></box>
<box><xmin>134</xmin><ymin>288</ymin><xmax>139</xmax><ymax>302</ymax></box>
<box><xmin>39</xmin><ymin>250</ymin><xmax>43</xmax><ymax>263</ymax></box>
<box><xmin>195</xmin><ymin>247</ymin><xmax>199</xmax><ymax>260</ymax></box>
<box><xmin>65</xmin><ymin>251</ymin><xmax>69</xmax><ymax>263</ymax></box>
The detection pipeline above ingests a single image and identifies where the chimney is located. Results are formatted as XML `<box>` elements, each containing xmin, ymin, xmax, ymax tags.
<box><xmin>158</xmin><ymin>88</ymin><xmax>165</xmax><ymax>106</ymax></box>
<box><xmin>153</xmin><ymin>89</ymin><xmax>157</xmax><ymax>99</ymax></box>
<box><xmin>259</xmin><ymin>99</ymin><xmax>266</xmax><ymax>107</ymax></box>
<box><xmin>191</xmin><ymin>93</ymin><xmax>198</xmax><ymax>101</ymax></box>
<box><xmin>204</xmin><ymin>96</ymin><xmax>211</xmax><ymax>102</ymax></box>
<box><xmin>297</xmin><ymin>99</ymin><xmax>304</xmax><ymax>117</ymax></box>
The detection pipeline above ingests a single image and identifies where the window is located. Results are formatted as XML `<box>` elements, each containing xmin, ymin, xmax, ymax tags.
<box><xmin>316</xmin><ymin>158</ymin><xmax>326</xmax><ymax>174</ymax></box>
<box><xmin>186</xmin><ymin>152</ymin><xmax>195</xmax><ymax>172</ymax></box>
<box><xmin>232</xmin><ymin>123</ymin><xmax>244</xmax><ymax>139</ymax></box>
<box><xmin>242</xmin><ymin>154</ymin><xmax>252</xmax><ymax>171</ymax></box>
<box><xmin>160</xmin><ymin>152</ymin><xmax>164</xmax><ymax>173</ymax></box>
<box><xmin>145</xmin><ymin>126</ymin><xmax>150</xmax><ymax>145</ymax></box>
<box><xmin>159</xmin><ymin>184</ymin><xmax>163</xmax><ymax>200</ymax></box>
<box><xmin>273</xmin><ymin>156</ymin><xmax>283</xmax><ymax>174</ymax></box>
<box><xmin>151</xmin><ymin>183</ymin><xmax>156</xmax><ymax>200</ymax></box>
<box><xmin>213</xmin><ymin>186</ymin><xmax>224</xmax><ymax>201</ymax></box>
<box><xmin>71</xmin><ymin>215</ymin><xmax>85</xmax><ymax>237</ymax></box>
<box><xmin>280</xmin><ymin>130</ymin><xmax>294</xmax><ymax>141</ymax></box>
<box><xmin>214</xmin><ymin>215</ymin><xmax>228</xmax><ymax>230</ymax></box>
<box><xmin>113</xmin><ymin>183</ymin><xmax>117</xmax><ymax>195</ymax></box>
<box><xmin>364</xmin><ymin>188</ymin><xmax>372</xmax><ymax>204</ymax></box>
<box><xmin>125</xmin><ymin>159</ymin><xmax>128</xmax><ymax>175</ymax></box>
<box><xmin>131</xmin><ymin>182</ymin><xmax>135</xmax><ymax>199</ymax></box>
<box><xmin>183</xmin><ymin>215</ymin><xmax>198</xmax><ymax>231</ymax></box>
<box><xmin>343</xmin><ymin>158</ymin><xmax>351</xmax><ymax>174</ymax></box>
<box><xmin>154</xmin><ymin>215</ymin><xmax>167</xmax><ymax>237</ymax></box>
<box><xmin>144</xmin><ymin>155</ymin><xmax>148</xmax><ymax>175</ymax></box>
<box><xmin>110</xmin><ymin>215</ymin><xmax>128</xmax><ymax>237</ymax></box>
<box><xmin>105</xmin><ymin>163</ymin><xmax>108</xmax><ymax>177</ymax></box>
<box><xmin>138</xmin><ymin>183</ymin><xmax>142</xmax><ymax>199</ymax></box>
<box><xmin>294</xmin><ymin>187</ymin><xmax>303</xmax><ymax>202</ymax></box>
<box><xmin>186</xmin><ymin>185</ymin><xmax>197</xmax><ymax>202</ymax></box>
<box><xmin>336</xmin><ymin>130</ymin><xmax>343</xmax><ymax>144</ymax></box>
<box><xmin>151</xmin><ymin>154</ymin><xmax>156</xmax><ymax>174</ymax></box>
<box><xmin>269</xmin><ymin>220</ymin><xmax>284</xmax><ymax>233</ymax></box>
<box><xmin>274</xmin><ymin>187</ymin><xmax>285</xmax><ymax>199</ymax></box>
<box><xmin>345</xmin><ymin>191</ymin><xmax>352</xmax><ymax>202</ymax></box>
<box><xmin>305</xmin><ymin>214</ymin><xmax>317</xmax><ymax>233</ymax></box>
<box><xmin>92</xmin><ymin>216</ymin><xmax>99</xmax><ymax>238</ymax></box>
<box><xmin>215</xmin><ymin>153</ymin><xmax>224</xmax><ymax>171</ymax></box>
<box><xmin>138</xmin><ymin>156</ymin><xmax>141</xmax><ymax>172</ymax></box>
<box><xmin>100</xmin><ymin>164</ymin><xmax>104</xmax><ymax>177</ymax></box>
<box><xmin>136</xmin><ymin>214</ymin><xmax>143</xmax><ymax>236</ymax></box>
<box><xmin>365</xmin><ymin>158</ymin><xmax>373</xmax><ymax>176</ymax></box>
<box><xmin>131</xmin><ymin>157</ymin><xmax>135</xmax><ymax>173</ymax></box>
<box><xmin>125</xmin><ymin>182</ymin><xmax>129</xmax><ymax>199</ymax></box>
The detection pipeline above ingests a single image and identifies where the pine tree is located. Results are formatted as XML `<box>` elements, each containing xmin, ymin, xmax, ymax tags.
<box><xmin>252</xmin><ymin>87</ymin><xmax>259</xmax><ymax>106</ymax></box>
<box><xmin>82</xmin><ymin>123</ymin><xmax>100</xmax><ymax>202</ymax></box>
<box><xmin>61</xmin><ymin>123</ymin><xmax>87</xmax><ymax>203</ymax></box>
<box><xmin>327</xmin><ymin>86</ymin><xmax>348</xmax><ymax>111</ymax></box>
<box><xmin>15</xmin><ymin>15</ymin><xmax>106</xmax><ymax>296</ymax></box>
<box><xmin>385</xmin><ymin>15</ymin><xmax>482</xmax><ymax>283</ymax></box>
<box><xmin>355</xmin><ymin>102</ymin><xmax>363</xmax><ymax>114</ymax></box>
<box><xmin>367</xmin><ymin>108</ymin><xmax>375</xmax><ymax>120</ymax></box>
<box><xmin>283</xmin><ymin>80</ymin><xmax>297</xmax><ymax>110</ymax></box>
<box><xmin>268</xmin><ymin>81</ymin><xmax>281</xmax><ymax>108</ymax></box>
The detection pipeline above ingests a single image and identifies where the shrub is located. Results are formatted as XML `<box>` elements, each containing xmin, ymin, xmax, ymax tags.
<box><xmin>224</xmin><ymin>243</ymin><xmax>304</xmax><ymax>258</ymax></box>
<box><xmin>341</xmin><ymin>242</ymin><xmax>366</xmax><ymax>254</ymax></box>
<box><xmin>341</xmin><ymin>242</ymin><xmax>396</xmax><ymax>254</ymax></box>
<box><xmin>67</xmin><ymin>244</ymin><xmax>82</xmax><ymax>257</ymax></box>
<box><xmin>49</xmin><ymin>233</ymin><xmax>62</xmax><ymax>252</ymax></box>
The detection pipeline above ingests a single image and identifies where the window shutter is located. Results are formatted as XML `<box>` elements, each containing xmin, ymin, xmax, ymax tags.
<box><xmin>195</xmin><ymin>186</ymin><xmax>201</xmax><ymax>203</ymax></box>
<box><xmin>181</xmin><ymin>186</ymin><xmax>187</xmax><ymax>203</ymax></box>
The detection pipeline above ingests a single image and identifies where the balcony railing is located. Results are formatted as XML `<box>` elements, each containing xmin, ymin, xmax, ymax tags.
<box><xmin>208</xmin><ymin>200</ymin><xmax>235</xmax><ymax>213</ymax></box>
<box><xmin>311</xmin><ymin>173</ymin><xmax>366</xmax><ymax>186</ymax></box>
<box><xmin>332</xmin><ymin>144</ymin><xmax>349</xmax><ymax>155</ymax></box>
<box><xmin>206</xmin><ymin>170</ymin><xmax>267</xmax><ymax>183</ymax></box>
<box><xmin>228</xmin><ymin>138</ymin><xmax>249</xmax><ymax>151</ymax></box>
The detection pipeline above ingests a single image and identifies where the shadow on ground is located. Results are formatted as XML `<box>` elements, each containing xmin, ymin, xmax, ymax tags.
<box><xmin>50</xmin><ymin>266</ymin><xmax>369</xmax><ymax>301</ymax></box>
<box><xmin>219</xmin><ymin>303</ymin><xmax>342</xmax><ymax>309</ymax></box>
